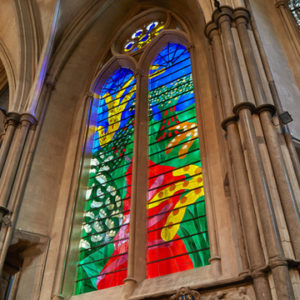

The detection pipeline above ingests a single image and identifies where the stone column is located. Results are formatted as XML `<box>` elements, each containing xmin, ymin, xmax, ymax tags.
<box><xmin>213</xmin><ymin>6</ymin><xmax>295</xmax><ymax>299</ymax></box>
<box><xmin>0</xmin><ymin>113</ymin><xmax>19</xmax><ymax>175</ymax></box>
<box><xmin>0</xmin><ymin>114</ymin><xmax>36</xmax><ymax>278</ymax></box>
<box><xmin>205</xmin><ymin>21</ymin><xmax>272</xmax><ymax>300</ymax></box>
<box><xmin>244</xmin><ymin>0</ymin><xmax>300</xmax><ymax>185</ymax></box>
<box><xmin>0</xmin><ymin>114</ymin><xmax>36</xmax><ymax>222</ymax></box>
<box><xmin>0</xmin><ymin>116</ymin><xmax>36</xmax><ymax>273</ymax></box>
<box><xmin>234</xmin><ymin>8</ymin><xmax>300</xmax><ymax>260</ymax></box>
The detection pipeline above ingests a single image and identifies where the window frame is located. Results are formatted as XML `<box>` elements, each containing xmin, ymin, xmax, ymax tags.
<box><xmin>61</xmin><ymin>10</ymin><xmax>226</xmax><ymax>300</ymax></box>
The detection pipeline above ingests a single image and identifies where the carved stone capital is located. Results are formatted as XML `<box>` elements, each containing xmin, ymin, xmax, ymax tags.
<box><xmin>213</xmin><ymin>6</ymin><xmax>233</xmax><ymax>27</ymax></box>
<box><xmin>6</xmin><ymin>112</ymin><xmax>20</xmax><ymax>127</ymax></box>
<box><xmin>233</xmin><ymin>8</ymin><xmax>251</xmax><ymax>25</ymax></box>
<box><xmin>20</xmin><ymin>113</ymin><xmax>37</xmax><ymax>124</ymax></box>
<box><xmin>204</xmin><ymin>21</ymin><xmax>219</xmax><ymax>41</ymax></box>
<box><xmin>269</xmin><ymin>256</ymin><xmax>288</xmax><ymax>269</ymax></box>
<box><xmin>170</xmin><ymin>287</ymin><xmax>200</xmax><ymax>300</ymax></box>
<box><xmin>256</xmin><ymin>104</ymin><xmax>276</xmax><ymax>116</ymax></box>
<box><xmin>19</xmin><ymin>113</ymin><xmax>37</xmax><ymax>130</ymax></box>
<box><xmin>221</xmin><ymin>115</ymin><xmax>238</xmax><ymax>131</ymax></box>
<box><xmin>233</xmin><ymin>102</ymin><xmax>256</xmax><ymax>115</ymax></box>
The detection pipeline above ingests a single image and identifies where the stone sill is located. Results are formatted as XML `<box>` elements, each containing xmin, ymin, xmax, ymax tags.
<box><xmin>69</xmin><ymin>265</ymin><xmax>220</xmax><ymax>300</ymax></box>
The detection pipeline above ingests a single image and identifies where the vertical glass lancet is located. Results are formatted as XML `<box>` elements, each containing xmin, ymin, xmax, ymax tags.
<box><xmin>147</xmin><ymin>43</ymin><xmax>210</xmax><ymax>278</ymax></box>
<box><xmin>289</xmin><ymin>0</ymin><xmax>300</xmax><ymax>27</ymax></box>
<box><xmin>75</xmin><ymin>68</ymin><xmax>136</xmax><ymax>294</ymax></box>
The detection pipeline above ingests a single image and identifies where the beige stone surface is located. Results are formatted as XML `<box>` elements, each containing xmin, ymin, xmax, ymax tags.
<box><xmin>0</xmin><ymin>1</ymin><xmax>299</xmax><ymax>299</ymax></box>
<box><xmin>250</xmin><ymin>0</ymin><xmax>300</xmax><ymax>140</ymax></box>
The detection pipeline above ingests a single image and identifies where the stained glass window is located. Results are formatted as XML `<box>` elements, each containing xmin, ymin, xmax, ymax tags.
<box><xmin>147</xmin><ymin>43</ymin><xmax>210</xmax><ymax>278</ymax></box>
<box><xmin>74</xmin><ymin>68</ymin><xmax>136</xmax><ymax>294</ymax></box>
<box><xmin>123</xmin><ymin>21</ymin><xmax>165</xmax><ymax>53</ymax></box>
<box><xmin>74</xmin><ymin>22</ymin><xmax>210</xmax><ymax>295</ymax></box>
<box><xmin>289</xmin><ymin>0</ymin><xmax>300</xmax><ymax>27</ymax></box>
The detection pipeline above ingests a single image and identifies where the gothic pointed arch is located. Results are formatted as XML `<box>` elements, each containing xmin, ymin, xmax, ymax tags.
<box><xmin>37</xmin><ymin>2</ymin><xmax>236</xmax><ymax>299</ymax></box>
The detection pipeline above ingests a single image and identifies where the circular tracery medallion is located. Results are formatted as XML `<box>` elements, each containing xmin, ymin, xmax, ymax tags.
<box><xmin>123</xmin><ymin>20</ymin><xmax>165</xmax><ymax>53</ymax></box>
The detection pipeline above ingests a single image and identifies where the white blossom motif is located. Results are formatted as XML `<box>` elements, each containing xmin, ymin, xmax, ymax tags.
<box><xmin>80</xmin><ymin>239</ymin><xmax>91</xmax><ymax>249</ymax></box>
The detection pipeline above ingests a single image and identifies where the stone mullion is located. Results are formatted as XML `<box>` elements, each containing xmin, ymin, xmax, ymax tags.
<box><xmin>234</xmin><ymin>8</ymin><xmax>300</xmax><ymax>260</ymax></box>
<box><xmin>124</xmin><ymin>71</ymin><xmax>148</xmax><ymax>298</ymax></box>
<box><xmin>205</xmin><ymin>22</ymin><xmax>272</xmax><ymax>300</ymax></box>
<box><xmin>213</xmin><ymin>6</ymin><xmax>295</xmax><ymax>299</ymax></box>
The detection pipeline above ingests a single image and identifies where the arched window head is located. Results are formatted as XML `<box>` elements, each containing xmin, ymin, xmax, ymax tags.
<box><xmin>289</xmin><ymin>0</ymin><xmax>300</xmax><ymax>27</ymax></box>
<box><xmin>72</xmin><ymin>9</ymin><xmax>210</xmax><ymax>296</ymax></box>
<box><xmin>124</xmin><ymin>21</ymin><xmax>165</xmax><ymax>53</ymax></box>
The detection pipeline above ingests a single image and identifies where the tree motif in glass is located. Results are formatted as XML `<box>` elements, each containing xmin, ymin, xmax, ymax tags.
<box><xmin>75</xmin><ymin>68</ymin><xmax>136</xmax><ymax>294</ymax></box>
<box><xmin>147</xmin><ymin>43</ymin><xmax>210</xmax><ymax>278</ymax></box>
